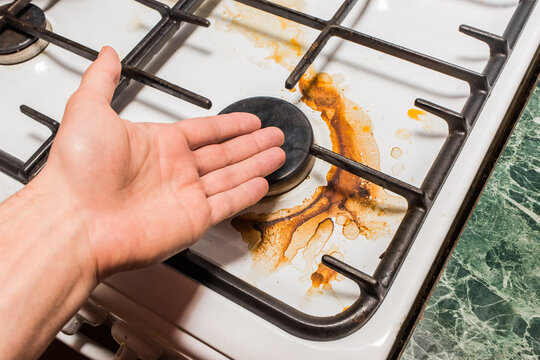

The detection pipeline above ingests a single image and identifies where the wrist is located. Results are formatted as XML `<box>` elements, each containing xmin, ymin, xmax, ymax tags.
<box><xmin>17</xmin><ymin>174</ymin><xmax>98</xmax><ymax>290</ymax></box>
<box><xmin>0</xmin><ymin>172</ymin><xmax>99</xmax><ymax>359</ymax></box>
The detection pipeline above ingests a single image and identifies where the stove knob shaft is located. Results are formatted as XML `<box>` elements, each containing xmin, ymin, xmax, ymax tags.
<box><xmin>111</xmin><ymin>321</ymin><xmax>162</xmax><ymax>360</ymax></box>
<box><xmin>61</xmin><ymin>299</ymin><xmax>108</xmax><ymax>335</ymax></box>
<box><xmin>61</xmin><ymin>316</ymin><xmax>83</xmax><ymax>336</ymax></box>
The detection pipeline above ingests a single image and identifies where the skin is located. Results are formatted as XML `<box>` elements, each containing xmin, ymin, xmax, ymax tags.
<box><xmin>0</xmin><ymin>47</ymin><xmax>285</xmax><ymax>359</ymax></box>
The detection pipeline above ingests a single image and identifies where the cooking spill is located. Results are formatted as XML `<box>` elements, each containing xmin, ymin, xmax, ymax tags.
<box><xmin>392</xmin><ymin>163</ymin><xmax>405</xmax><ymax>176</ymax></box>
<box><xmin>391</xmin><ymin>147</ymin><xmax>403</xmax><ymax>159</ymax></box>
<box><xmin>232</xmin><ymin>72</ymin><xmax>390</xmax><ymax>290</ymax></box>
<box><xmin>407</xmin><ymin>108</ymin><xmax>425</xmax><ymax>121</ymax></box>
<box><xmin>213</xmin><ymin>0</ymin><xmax>308</xmax><ymax>71</ymax></box>
<box><xmin>407</xmin><ymin>107</ymin><xmax>447</xmax><ymax>133</ymax></box>
<box><xmin>215</xmin><ymin>0</ymin><xmax>402</xmax><ymax>293</ymax></box>
<box><xmin>395</xmin><ymin>128</ymin><xmax>412</xmax><ymax>140</ymax></box>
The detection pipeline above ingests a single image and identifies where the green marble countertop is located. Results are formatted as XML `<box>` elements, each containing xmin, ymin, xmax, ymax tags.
<box><xmin>402</xmin><ymin>81</ymin><xmax>540</xmax><ymax>359</ymax></box>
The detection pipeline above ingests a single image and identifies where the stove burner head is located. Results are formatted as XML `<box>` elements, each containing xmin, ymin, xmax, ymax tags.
<box><xmin>0</xmin><ymin>4</ymin><xmax>50</xmax><ymax>65</ymax></box>
<box><xmin>220</xmin><ymin>97</ymin><xmax>314</xmax><ymax>197</ymax></box>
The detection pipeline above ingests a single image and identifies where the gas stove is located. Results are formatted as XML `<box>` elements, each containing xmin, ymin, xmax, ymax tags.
<box><xmin>1</xmin><ymin>0</ymin><xmax>538</xmax><ymax>359</ymax></box>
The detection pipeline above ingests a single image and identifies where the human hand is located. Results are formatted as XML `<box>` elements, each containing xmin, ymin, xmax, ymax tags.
<box><xmin>33</xmin><ymin>47</ymin><xmax>285</xmax><ymax>281</ymax></box>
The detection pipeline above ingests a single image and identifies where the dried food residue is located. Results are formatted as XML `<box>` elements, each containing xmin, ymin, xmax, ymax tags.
<box><xmin>232</xmin><ymin>72</ymin><xmax>389</xmax><ymax>289</ymax></box>
<box><xmin>407</xmin><ymin>108</ymin><xmax>446</xmax><ymax>133</ymax></box>
<box><xmin>396</xmin><ymin>128</ymin><xmax>412</xmax><ymax>140</ymax></box>
<box><xmin>391</xmin><ymin>147</ymin><xmax>403</xmax><ymax>159</ymax></box>
<box><xmin>219</xmin><ymin>0</ymin><xmax>396</xmax><ymax>291</ymax></box>
<box><xmin>214</xmin><ymin>0</ymin><xmax>308</xmax><ymax>70</ymax></box>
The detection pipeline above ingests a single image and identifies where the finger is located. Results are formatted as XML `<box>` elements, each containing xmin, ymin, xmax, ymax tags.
<box><xmin>201</xmin><ymin>147</ymin><xmax>285</xmax><ymax>197</ymax></box>
<box><xmin>178</xmin><ymin>112</ymin><xmax>261</xmax><ymax>150</ymax></box>
<box><xmin>194</xmin><ymin>126</ymin><xmax>284</xmax><ymax>176</ymax></box>
<box><xmin>76</xmin><ymin>46</ymin><xmax>122</xmax><ymax>105</ymax></box>
<box><xmin>208</xmin><ymin>177</ymin><xmax>269</xmax><ymax>224</ymax></box>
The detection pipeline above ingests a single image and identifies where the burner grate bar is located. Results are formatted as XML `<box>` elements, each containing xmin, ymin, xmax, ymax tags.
<box><xmin>322</xmin><ymin>255</ymin><xmax>381</xmax><ymax>297</ymax></box>
<box><xmin>0</xmin><ymin>0</ymin><xmax>30</xmax><ymax>28</ymax></box>
<box><xmin>419</xmin><ymin>130</ymin><xmax>468</xmax><ymax>203</ymax></box>
<box><xmin>0</xmin><ymin>106</ymin><xmax>59</xmax><ymax>184</ymax></box>
<box><xmin>135</xmin><ymin>0</ymin><xmax>210</xmax><ymax>28</ymax></box>
<box><xmin>112</xmin><ymin>0</ymin><xmax>204</xmax><ymax>107</ymax></box>
<box><xmin>18</xmin><ymin>106</ymin><xmax>58</xmax><ymax>181</ymax></box>
<box><xmin>235</xmin><ymin>0</ymin><xmax>327</xmax><ymax>30</ymax></box>
<box><xmin>460</xmin><ymin>25</ymin><xmax>509</xmax><ymax>57</ymax></box>
<box><xmin>332</xmin><ymin>27</ymin><xmax>490</xmax><ymax>91</ymax></box>
<box><xmin>1</xmin><ymin>9</ymin><xmax>212</xmax><ymax>109</ymax></box>
<box><xmin>310</xmin><ymin>144</ymin><xmax>427</xmax><ymax>207</ymax></box>
<box><xmin>0</xmin><ymin>151</ymin><xmax>24</xmax><ymax>183</ymax></box>
<box><xmin>5</xmin><ymin>0</ymin><xmax>30</xmax><ymax>16</ymax></box>
<box><xmin>286</xmin><ymin>29</ymin><xmax>332</xmax><ymax>88</ymax></box>
<box><xmin>235</xmin><ymin>0</ymin><xmax>490</xmax><ymax>92</ymax></box>
<box><xmin>504</xmin><ymin>0</ymin><xmax>537</xmax><ymax>48</ymax></box>
<box><xmin>414</xmin><ymin>99</ymin><xmax>468</xmax><ymax>134</ymax></box>
<box><xmin>19</xmin><ymin>105</ymin><xmax>59</xmax><ymax>133</ymax></box>
<box><xmin>328</xmin><ymin>0</ymin><xmax>358</xmax><ymax>24</ymax></box>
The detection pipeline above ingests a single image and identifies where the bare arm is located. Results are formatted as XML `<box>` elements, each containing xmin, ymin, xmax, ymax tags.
<box><xmin>0</xmin><ymin>47</ymin><xmax>285</xmax><ymax>359</ymax></box>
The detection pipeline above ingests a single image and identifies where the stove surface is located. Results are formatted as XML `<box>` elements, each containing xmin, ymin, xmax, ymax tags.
<box><xmin>1</xmin><ymin>0</ymin><xmax>538</xmax><ymax>359</ymax></box>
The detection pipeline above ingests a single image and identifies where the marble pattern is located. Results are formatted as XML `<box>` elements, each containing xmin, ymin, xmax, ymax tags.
<box><xmin>402</xmin><ymin>82</ymin><xmax>540</xmax><ymax>359</ymax></box>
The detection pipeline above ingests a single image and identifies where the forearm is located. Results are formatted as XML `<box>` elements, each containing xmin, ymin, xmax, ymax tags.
<box><xmin>0</xmin><ymin>46</ymin><xmax>284</xmax><ymax>360</ymax></box>
<box><xmin>0</xmin><ymin>178</ymin><xmax>96</xmax><ymax>360</ymax></box>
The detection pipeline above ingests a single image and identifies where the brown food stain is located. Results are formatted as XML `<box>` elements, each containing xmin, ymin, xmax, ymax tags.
<box><xmin>391</xmin><ymin>147</ymin><xmax>403</xmax><ymax>159</ymax></box>
<box><xmin>232</xmin><ymin>72</ymin><xmax>388</xmax><ymax>287</ymax></box>
<box><xmin>299</xmin><ymin>219</ymin><xmax>333</xmax><ymax>271</ymax></box>
<box><xmin>311</xmin><ymin>251</ymin><xmax>342</xmax><ymax>290</ymax></box>
<box><xmin>221</xmin><ymin>0</ymin><xmax>395</xmax><ymax>291</ymax></box>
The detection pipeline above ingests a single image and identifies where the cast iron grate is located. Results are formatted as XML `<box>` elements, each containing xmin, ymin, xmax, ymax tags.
<box><xmin>166</xmin><ymin>0</ymin><xmax>537</xmax><ymax>341</ymax></box>
<box><xmin>0</xmin><ymin>0</ymin><xmax>536</xmax><ymax>341</ymax></box>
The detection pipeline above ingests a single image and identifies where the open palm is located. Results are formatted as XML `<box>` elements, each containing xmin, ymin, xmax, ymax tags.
<box><xmin>37</xmin><ymin>47</ymin><xmax>285</xmax><ymax>279</ymax></box>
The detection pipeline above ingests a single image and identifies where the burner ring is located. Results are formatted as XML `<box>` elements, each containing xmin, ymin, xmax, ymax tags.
<box><xmin>0</xmin><ymin>4</ymin><xmax>50</xmax><ymax>64</ymax></box>
<box><xmin>220</xmin><ymin>97</ymin><xmax>314</xmax><ymax>197</ymax></box>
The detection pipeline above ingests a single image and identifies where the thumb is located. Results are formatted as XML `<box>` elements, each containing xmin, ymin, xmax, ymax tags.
<box><xmin>77</xmin><ymin>46</ymin><xmax>122</xmax><ymax>104</ymax></box>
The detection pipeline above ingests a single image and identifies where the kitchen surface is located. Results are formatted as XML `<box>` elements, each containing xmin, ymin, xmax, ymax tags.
<box><xmin>1</xmin><ymin>0</ymin><xmax>539</xmax><ymax>359</ymax></box>
<box><xmin>403</xmin><ymin>79</ymin><xmax>540</xmax><ymax>359</ymax></box>
<box><xmin>40</xmin><ymin>77</ymin><xmax>540</xmax><ymax>359</ymax></box>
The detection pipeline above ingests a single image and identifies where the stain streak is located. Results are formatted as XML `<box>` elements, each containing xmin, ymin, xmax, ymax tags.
<box><xmin>232</xmin><ymin>73</ymin><xmax>384</xmax><ymax>284</ymax></box>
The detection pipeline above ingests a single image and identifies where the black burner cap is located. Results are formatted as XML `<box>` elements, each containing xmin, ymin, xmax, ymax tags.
<box><xmin>220</xmin><ymin>97</ymin><xmax>314</xmax><ymax>196</ymax></box>
<box><xmin>0</xmin><ymin>4</ymin><xmax>47</xmax><ymax>55</ymax></box>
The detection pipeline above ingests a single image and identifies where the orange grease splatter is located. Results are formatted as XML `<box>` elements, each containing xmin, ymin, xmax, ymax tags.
<box><xmin>407</xmin><ymin>108</ymin><xmax>425</xmax><ymax>121</ymax></box>
<box><xmin>290</xmin><ymin>38</ymin><xmax>302</xmax><ymax>56</ymax></box>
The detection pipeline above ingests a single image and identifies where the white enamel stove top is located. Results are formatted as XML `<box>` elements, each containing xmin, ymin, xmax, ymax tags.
<box><xmin>0</xmin><ymin>1</ymin><xmax>538</xmax><ymax>359</ymax></box>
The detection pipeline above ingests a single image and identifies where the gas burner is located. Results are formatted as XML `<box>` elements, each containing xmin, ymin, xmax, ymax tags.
<box><xmin>220</xmin><ymin>97</ymin><xmax>314</xmax><ymax>197</ymax></box>
<box><xmin>0</xmin><ymin>3</ymin><xmax>50</xmax><ymax>65</ymax></box>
